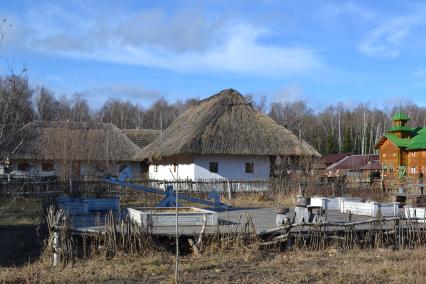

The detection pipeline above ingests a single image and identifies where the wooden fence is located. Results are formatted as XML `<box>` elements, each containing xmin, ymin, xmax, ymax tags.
<box><xmin>0</xmin><ymin>176</ymin><xmax>382</xmax><ymax>198</ymax></box>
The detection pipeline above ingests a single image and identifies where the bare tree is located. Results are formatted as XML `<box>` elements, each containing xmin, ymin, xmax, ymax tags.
<box><xmin>97</xmin><ymin>98</ymin><xmax>143</xmax><ymax>129</ymax></box>
<box><xmin>70</xmin><ymin>93</ymin><xmax>91</xmax><ymax>122</ymax></box>
<box><xmin>33</xmin><ymin>86</ymin><xmax>58</xmax><ymax>121</ymax></box>
<box><xmin>0</xmin><ymin>75</ymin><xmax>33</xmax><ymax>142</ymax></box>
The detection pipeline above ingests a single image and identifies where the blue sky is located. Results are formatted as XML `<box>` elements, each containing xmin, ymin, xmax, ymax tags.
<box><xmin>1</xmin><ymin>0</ymin><xmax>426</xmax><ymax>110</ymax></box>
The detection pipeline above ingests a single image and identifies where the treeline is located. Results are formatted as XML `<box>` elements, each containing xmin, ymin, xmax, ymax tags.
<box><xmin>0</xmin><ymin>75</ymin><xmax>195</xmax><ymax>142</ymax></box>
<box><xmin>267</xmin><ymin>101</ymin><xmax>424</xmax><ymax>155</ymax></box>
<box><xmin>1</xmin><ymin>75</ymin><xmax>426</xmax><ymax>155</ymax></box>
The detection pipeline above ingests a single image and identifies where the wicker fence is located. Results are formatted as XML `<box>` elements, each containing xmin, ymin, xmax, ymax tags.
<box><xmin>0</xmin><ymin>178</ymin><xmax>270</xmax><ymax>197</ymax></box>
<box><xmin>0</xmin><ymin>176</ymin><xmax>378</xmax><ymax>198</ymax></box>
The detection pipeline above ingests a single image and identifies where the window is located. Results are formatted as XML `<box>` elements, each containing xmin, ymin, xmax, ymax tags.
<box><xmin>209</xmin><ymin>162</ymin><xmax>218</xmax><ymax>173</ymax></box>
<box><xmin>392</xmin><ymin>153</ymin><xmax>397</xmax><ymax>157</ymax></box>
<box><xmin>42</xmin><ymin>162</ymin><xmax>54</xmax><ymax>171</ymax></box>
<box><xmin>245</xmin><ymin>162</ymin><xmax>254</xmax><ymax>173</ymax></box>
<box><xmin>154</xmin><ymin>165</ymin><xmax>158</xmax><ymax>172</ymax></box>
<box><xmin>173</xmin><ymin>163</ymin><xmax>177</xmax><ymax>172</ymax></box>
<box><xmin>411</xmin><ymin>152</ymin><xmax>416</xmax><ymax>157</ymax></box>
<box><xmin>17</xmin><ymin>162</ymin><xmax>29</xmax><ymax>171</ymax></box>
<box><xmin>411</xmin><ymin>167</ymin><xmax>417</xmax><ymax>174</ymax></box>
<box><xmin>95</xmin><ymin>162</ymin><xmax>107</xmax><ymax>173</ymax></box>
<box><xmin>382</xmin><ymin>153</ymin><xmax>387</xmax><ymax>158</ymax></box>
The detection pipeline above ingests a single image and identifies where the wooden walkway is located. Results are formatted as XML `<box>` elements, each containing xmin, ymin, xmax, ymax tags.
<box><xmin>70</xmin><ymin>207</ymin><xmax>388</xmax><ymax>237</ymax></box>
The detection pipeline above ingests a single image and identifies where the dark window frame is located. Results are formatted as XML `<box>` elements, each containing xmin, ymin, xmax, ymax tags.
<box><xmin>42</xmin><ymin>162</ymin><xmax>54</xmax><ymax>172</ymax></box>
<box><xmin>245</xmin><ymin>162</ymin><xmax>254</xmax><ymax>173</ymax></box>
<box><xmin>17</xmin><ymin>162</ymin><xmax>29</xmax><ymax>171</ymax></box>
<box><xmin>209</xmin><ymin>162</ymin><xmax>218</xmax><ymax>173</ymax></box>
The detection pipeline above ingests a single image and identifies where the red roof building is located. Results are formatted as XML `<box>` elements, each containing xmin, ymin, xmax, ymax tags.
<box><xmin>326</xmin><ymin>154</ymin><xmax>379</xmax><ymax>178</ymax></box>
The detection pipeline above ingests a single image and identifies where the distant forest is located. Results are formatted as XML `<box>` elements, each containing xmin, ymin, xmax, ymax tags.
<box><xmin>1</xmin><ymin>74</ymin><xmax>425</xmax><ymax>155</ymax></box>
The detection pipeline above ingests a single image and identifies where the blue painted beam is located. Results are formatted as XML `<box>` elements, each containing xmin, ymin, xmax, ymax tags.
<box><xmin>103</xmin><ymin>178</ymin><xmax>231</xmax><ymax>209</ymax></box>
<box><xmin>104</xmin><ymin>178</ymin><xmax>168</xmax><ymax>195</ymax></box>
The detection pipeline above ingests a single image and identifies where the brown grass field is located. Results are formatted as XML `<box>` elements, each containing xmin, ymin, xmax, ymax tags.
<box><xmin>1</xmin><ymin>193</ymin><xmax>425</xmax><ymax>283</ymax></box>
<box><xmin>1</xmin><ymin>247</ymin><xmax>425</xmax><ymax>283</ymax></box>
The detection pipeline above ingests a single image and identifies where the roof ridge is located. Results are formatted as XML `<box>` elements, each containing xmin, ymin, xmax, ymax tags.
<box><xmin>326</xmin><ymin>155</ymin><xmax>350</xmax><ymax>170</ymax></box>
<box><xmin>198</xmin><ymin>88</ymin><xmax>246</xmax><ymax>104</ymax></box>
<box><xmin>139</xmin><ymin>89</ymin><xmax>320</xmax><ymax>159</ymax></box>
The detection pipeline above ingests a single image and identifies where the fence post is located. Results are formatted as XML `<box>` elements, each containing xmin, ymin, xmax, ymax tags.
<box><xmin>53</xmin><ymin>229</ymin><xmax>61</xmax><ymax>266</ymax></box>
<box><xmin>393</xmin><ymin>202</ymin><xmax>399</xmax><ymax>217</ymax></box>
<box><xmin>371</xmin><ymin>202</ymin><xmax>378</xmax><ymax>218</ymax></box>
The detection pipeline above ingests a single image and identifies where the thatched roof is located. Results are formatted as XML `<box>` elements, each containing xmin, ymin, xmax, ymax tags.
<box><xmin>140</xmin><ymin>89</ymin><xmax>320</xmax><ymax>160</ymax></box>
<box><xmin>122</xmin><ymin>129</ymin><xmax>161</xmax><ymax>149</ymax></box>
<box><xmin>0</xmin><ymin>121</ymin><xmax>141</xmax><ymax>161</ymax></box>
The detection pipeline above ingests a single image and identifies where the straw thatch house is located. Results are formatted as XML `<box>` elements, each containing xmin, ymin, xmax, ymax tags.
<box><xmin>139</xmin><ymin>89</ymin><xmax>320</xmax><ymax>181</ymax></box>
<box><xmin>0</xmin><ymin>121</ymin><xmax>144</xmax><ymax>178</ymax></box>
<box><xmin>122</xmin><ymin>129</ymin><xmax>161</xmax><ymax>149</ymax></box>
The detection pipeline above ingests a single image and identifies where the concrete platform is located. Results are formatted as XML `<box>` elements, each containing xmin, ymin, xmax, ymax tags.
<box><xmin>126</xmin><ymin>207</ymin><xmax>219</xmax><ymax>227</ymax></box>
<box><xmin>70</xmin><ymin>207</ymin><xmax>395</xmax><ymax>237</ymax></box>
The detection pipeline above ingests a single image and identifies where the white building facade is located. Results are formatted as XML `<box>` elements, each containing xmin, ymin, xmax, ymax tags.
<box><xmin>149</xmin><ymin>154</ymin><xmax>270</xmax><ymax>181</ymax></box>
<box><xmin>1</xmin><ymin>160</ymin><xmax>141</xmax><ymax>178</ymax></box>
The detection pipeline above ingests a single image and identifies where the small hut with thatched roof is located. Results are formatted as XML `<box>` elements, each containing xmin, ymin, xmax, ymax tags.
<box><xmin>0</xmin><ymin>121</ymin><xmax>143</xmax><ymax>178</ymax></box>
<box><xmin>139</xmin><ymin>89</ymin><xmax>320</xmax><ymax>181</ymax></box>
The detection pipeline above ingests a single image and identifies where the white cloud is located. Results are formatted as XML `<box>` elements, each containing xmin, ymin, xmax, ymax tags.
<box><xmin>411</xmin><ymin>68</ymin><xmax>426</xmax><ymax>77</ymax></box>
<box><xmin>112</xmin><ymin>23</ymin><xmax>322</xmax><ymax>76</ymax></box>
<box><xmin>88</xmin><ymin>84</ymin><xmax>162</xmax><ymax>100</ymax></box>
<box><xmin>52</xmin><ymin>23</ymin><xmax>320</xmax><ymax>77</ymax></box>
<box><xmin>359</xmin><ymin>14</ymin><xmax>423</xmax><ymax>58</ymax></box>
<box><xmin>0</xmin><ymin>16</ymin><xmax>33</xmax><ymax>48</ymax></box>
<box><xmin>84</xmin><ymin>83</ymin><xmax>163</xmax><ymax>109</ymax></box>
<box><xmin>5</xmin><ymin>4</ymin><xmax>323</xmax><ymax>77</ymax></box>
<box><xmin>319</xmin><ymin>2</ymin><xmax>373</xmax><ymax>19</ymax></box>
<box><xmin>115</xmin><ymin>9</ymin><xmax>227</xmax><ymax>53</ymax></box>
<box><xmin>273</xmin><ymin>85</ymin><xmax>304</xmax><ymax>103</ymax></box>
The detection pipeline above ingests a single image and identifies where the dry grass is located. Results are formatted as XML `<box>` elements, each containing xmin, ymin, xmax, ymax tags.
<box><xmin>222</xmin><ymin>192</ymin><xmax>294</xmax><ymax>208</ymax></box>
<box><xmin>0</xmin><ymin>197</ymin><xmax>41</xmax><ymax>225</ymax></box>
<box><xmin>1</xmin><ymin>247</ymin><xmax>425</xmax><ymax>283</ymax></box>
<box><xmin>119</xmin><ymin>191</ymin><xmax>294</xmax><ymax>209</ymax></box>
<box><xmin>1</xmin><ymin>195</ymin><xmax>426</xmax><ymax>283</ymax></box>
<box><xmin>0</xmin><ymin>198</ymin><xmax>44</xmax><ymax>266</ymax></box>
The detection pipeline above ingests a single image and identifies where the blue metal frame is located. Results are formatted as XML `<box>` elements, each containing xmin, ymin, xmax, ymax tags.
<box><xmin>104</xmin><ymin>177</ymin><xmax>231</xmax><ymax>209</ymax></box>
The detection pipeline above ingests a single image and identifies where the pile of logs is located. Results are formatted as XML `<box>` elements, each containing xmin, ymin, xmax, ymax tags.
<box><xmin>258</xmin><ymin>217</ymin><xmax>426</xmax><ymax>250</ymax></box>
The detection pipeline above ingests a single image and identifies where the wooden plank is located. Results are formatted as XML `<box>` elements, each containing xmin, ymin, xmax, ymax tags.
<box><xmin>67</xmin><ymin>207</ymin><xmax>426</xmax><ymax>237</ymax></box>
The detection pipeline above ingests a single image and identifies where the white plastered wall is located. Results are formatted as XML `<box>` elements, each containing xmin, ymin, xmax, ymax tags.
<box><xmin>193</xmin><ymin>155</ymin><xmax>270</xmax><ymax>180</ymax></box>
<box><xmin>149</xmin><ymin>162</ymin><xmax>195</xmax><ymax>180</ymax></box>
<box><xmin>149</xmin><ymin>154</ymin><xmax>270</xmax><ymax>181</ymax></box>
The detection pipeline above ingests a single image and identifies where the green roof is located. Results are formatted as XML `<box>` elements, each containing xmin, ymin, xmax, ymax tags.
<box><xmin>387</xmin><ymin>125</ymin><xmax>414</xmax><ymax>133</ymax></box>
<box><xmin>384</xmin><ymin>133</ymin><xmax>411</xmax><ymax>148</ymax></box>
<box><xmin>392</xmin><ymin>112</ymin><xmax>410</xmax><ymax>121</ymax></box>
<box><xmin>406</xmin><ymin>128</ymin><xmax>426</xmax><ymax>150</ymax></box>
<box><xmin>381</xmin><ymin>127</ymin><xmax>426</xmax><ymax>150</ymax></box>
